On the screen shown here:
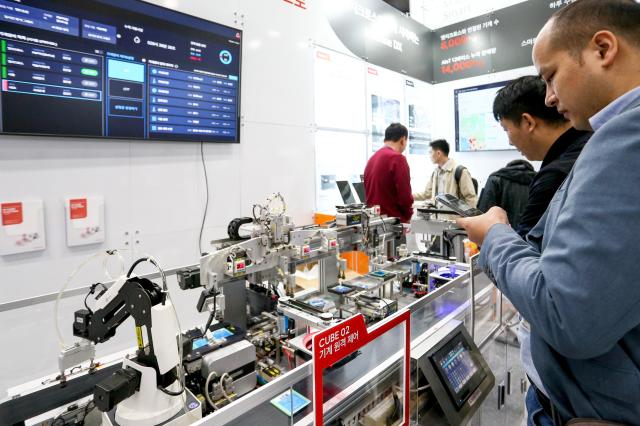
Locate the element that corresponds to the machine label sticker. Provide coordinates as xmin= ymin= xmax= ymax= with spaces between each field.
xmin=312 ymin=310 xmax=411 ymax=425
xmin=1 ymin=202 xmax=23 ymax=226
xmin=69 ymin=198 xmax=88 ymax=220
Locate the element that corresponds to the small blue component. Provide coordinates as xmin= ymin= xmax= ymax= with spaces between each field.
xmin=270 ymin=389 xmax=311 ymax=416
xmin=211 ymin=328 xmax=234 ymax=340
xmin=308 ymin=298 xmax=326 ymax=308
xmin=192 ymin=337 xmax=209 ymax=350
xmin=332 ymin=285 xmax=352 ymax=294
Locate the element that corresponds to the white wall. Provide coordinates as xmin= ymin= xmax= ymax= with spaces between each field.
xmin=312 ymin=2 xmax=438 ymax=213
xmin=0 ymin=0 xmax=541 ymax=396
xmin=0 ymin=0 xmax=332 ymax=395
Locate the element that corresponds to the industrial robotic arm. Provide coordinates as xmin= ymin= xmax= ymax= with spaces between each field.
xmin=73 ymin=273 xmax=185 ymax=426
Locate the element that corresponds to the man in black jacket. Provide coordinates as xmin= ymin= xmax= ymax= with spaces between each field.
xmin=493 ymin=75 xmax=591 ymax=238
xmin=478 ymin=159 xmax=536 ymax=228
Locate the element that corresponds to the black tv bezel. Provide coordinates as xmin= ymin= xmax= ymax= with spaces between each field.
xmin=454 ymin=79 xmax=514 ymax=152
xmin=0 ymin=0 xmax=243 ymax=144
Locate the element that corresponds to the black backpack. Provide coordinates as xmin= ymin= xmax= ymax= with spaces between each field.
xmin=454 ymin=165 xmax=478 ymax=195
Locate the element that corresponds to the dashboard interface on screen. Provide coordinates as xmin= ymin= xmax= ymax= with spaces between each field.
xmin=431 ymin=332 xmax=487 ymax=409
xmin=0 ymin=0 xmax=242 ymax=142
xmin=454 ymin=80 xmax=514 ymax=152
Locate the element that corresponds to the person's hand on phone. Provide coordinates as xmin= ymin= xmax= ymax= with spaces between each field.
xmin=456 ymin=206 xmax=509 ymax=246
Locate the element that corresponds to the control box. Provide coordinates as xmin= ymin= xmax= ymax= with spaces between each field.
xmin=412 ymin=320 xmax=495 ymax=426
xmin=336 ymin=211 xmax=363 ymax=226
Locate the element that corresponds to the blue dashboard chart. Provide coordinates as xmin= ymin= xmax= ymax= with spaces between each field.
xmin=0 ymin=0 xmax=242 ymax=142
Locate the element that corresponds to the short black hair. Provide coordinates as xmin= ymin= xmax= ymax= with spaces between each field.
xmin=384 ymin=123 xmax=408 ymax=142
xmin=550 ymin=0 xmax=640 ymax=59
xmin=430 ymin=139 xmax=449 ymax=156
xmin=493 ymin=76 xmax=567 ymax=125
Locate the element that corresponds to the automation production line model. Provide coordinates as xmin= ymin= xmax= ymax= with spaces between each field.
xmin=0 ymin=194 xmax=496 ymax=426
xmin=0 ymin=0 xmax=241 ymax=142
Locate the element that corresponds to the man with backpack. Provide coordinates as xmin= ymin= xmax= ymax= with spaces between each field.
xmin=413 ymin=139 xmax=478 ymax=207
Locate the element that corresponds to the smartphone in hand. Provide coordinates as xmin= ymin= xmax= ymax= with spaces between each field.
xmin=435 ymin=194 xmax=484 ymax=217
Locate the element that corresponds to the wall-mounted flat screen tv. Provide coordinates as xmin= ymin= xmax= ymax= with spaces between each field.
xmin=0 ymin=0 xmax=242 ymax=143
xmin=454 ymin=80 xmax=514 ymax=152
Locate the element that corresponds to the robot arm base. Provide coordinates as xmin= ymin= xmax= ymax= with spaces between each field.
xmin=94 ymin=366 xmax=141 ymax=412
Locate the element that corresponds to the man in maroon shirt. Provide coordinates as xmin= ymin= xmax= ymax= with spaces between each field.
xmin=364 ymin=123 xmax=414 ymax=223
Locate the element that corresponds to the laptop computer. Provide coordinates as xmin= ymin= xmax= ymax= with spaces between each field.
xmin=352 ymin=182 xmax=367 ymax=204
xmin=336 ymin=180 xmax=357 ymax=205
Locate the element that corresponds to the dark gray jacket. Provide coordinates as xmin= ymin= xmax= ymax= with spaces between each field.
xmin=477 ymin=160 xmax=535 ymax=228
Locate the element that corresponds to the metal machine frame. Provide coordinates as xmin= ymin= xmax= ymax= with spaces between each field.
xmin=195 ymin=261 xmax=478 ymax=425
xmin=0 ymin=195 xmax=502 ymax=426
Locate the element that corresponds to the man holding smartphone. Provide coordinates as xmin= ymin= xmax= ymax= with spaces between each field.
xmin=457 ymin=1 xmax=640 ymax=423
xmin=493 ymin=76 xmax=591 ymax=426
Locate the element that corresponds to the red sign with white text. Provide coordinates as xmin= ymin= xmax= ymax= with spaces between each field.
xmin=312 ymin=311 xmax=411 ymax=425
xmin=1 ymin=202 xmax=23 ymax=226
xmin=69 ymin=199 xmax=88 ymax=220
